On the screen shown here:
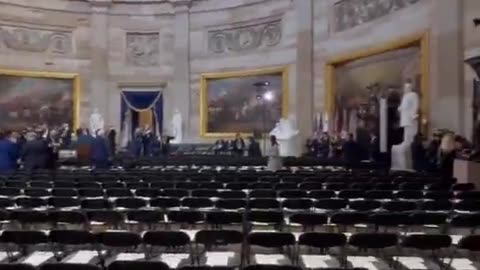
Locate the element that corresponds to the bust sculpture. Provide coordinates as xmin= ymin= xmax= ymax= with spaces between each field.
xmin=89 ymin=108 xmax=105 ymax=136
xmin=270 ymin=116 xmax=300 ymax=157
xmin=171 ymin=109 xmax=183 ymax=144
xmin=391 ymin=80 xmax=420 ymax=171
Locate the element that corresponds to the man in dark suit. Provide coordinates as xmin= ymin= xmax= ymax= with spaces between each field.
xmin=343 ymin=133 xmax=360 ymax=169
xmin=0 ymin=131 xmax=19 ymax=172
xmin=369 ymin=133 xmax=381 ymax=162
xmin=21 ymin=132 xmax=49 ymax=171
xmin=107 ymin=127 xmax=117 ymax=155
xmin=91 ymin=130 xmax=110 ymax=169
xmin=247 ymin=137 xmax=262 ymax=157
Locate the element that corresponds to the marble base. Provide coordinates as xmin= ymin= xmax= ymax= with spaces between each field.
xmin=391 ymin=143 xmax=414 ymax=171
xmin=278 ymin=135 xmax=301 ymax=157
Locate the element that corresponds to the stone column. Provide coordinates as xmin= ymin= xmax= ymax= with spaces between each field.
xmin=295 ymin=0 xmax=314 ymax=142
xmin=430 ymin=0 xmax=464 ymax=134
xmin=88 ymin=0 xmax=111 ymax=126
xmin=172 ymin=1 xmax=191 ymax=140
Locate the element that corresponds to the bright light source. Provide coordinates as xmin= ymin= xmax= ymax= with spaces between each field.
xmin=263 ymin=91 xmax=274 ymax=101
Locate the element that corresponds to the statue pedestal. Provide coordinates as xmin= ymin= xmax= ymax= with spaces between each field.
xmin=391 ymin=142 xmax=413 ymax=171
xmin=278 ymin=134 xmax=301 ymax=157
xmin=454 ymin=159 xmax=480 ymax=185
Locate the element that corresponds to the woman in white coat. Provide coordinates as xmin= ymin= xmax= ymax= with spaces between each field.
xmin=267 ymin=135 xmax=282 ymax=171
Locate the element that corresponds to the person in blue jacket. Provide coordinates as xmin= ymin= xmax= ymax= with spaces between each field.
xmin=0 ymin=131 xmax=19 ymax=172
xmin=91 ymin=129 xmax=110 ymax=169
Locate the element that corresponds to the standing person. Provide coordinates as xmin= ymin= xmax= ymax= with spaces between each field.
xmin=369 ymin=133 xmax=381 ymax=163
xmin=426 ymin=132 xmax=441 ymax=172
xmin=411 ymin=133 xmax=427 ymax=172
xmin=231 ymin=133 xmax=245 ymax=156
xmin=91 ymin=130 xmax=110 ymax=169
xmin=438 ymin=133 xmax=456 ymax=180
xmin=0 ymin=131 xmax=19 ymax=172
xmin=319 ymin=133 xmax=330 ymax=159
xmin=247 ymin=136 xmax=262 ymax=157
xmin=162 ymin=136 xmax=172 ymax=156
xmin=75 ymin=128 xmax=93 ymax=165
xmin=130 ymin=128 xmax=144 ymax=157
xmin=343 ymin=133 xmax=360 ymax=169
xmin=46 ymin=129 xmax=61 ymax=170
xmin=142 ymin=126 xmax=154 ymax=157
xmin=267 ymin=135 xmax=282 ymax=171
xmin=107 ymin=127 xmax=117 ymax=155
xmin=21 ymin=132 xmax=49 ymax=171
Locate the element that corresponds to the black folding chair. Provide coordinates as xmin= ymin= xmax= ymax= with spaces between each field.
xmin=108 ymin=261 xmax=169 ymax=270
xmin=348 ymin=233 xmax=398 ymax=269
xmin=86 ymin=210 xmax=124 ymax=229
xmin=1 ymin=230 xmax=49 ymax=260
xmin=313 ymin=199 xmax=347 ymax=212
xmin=249 ymin=190 xmax=277 ymax=199
xmin=297 ymin=232 xmax=346 ymax=268
xmin=115 ymin=198 xmax=146 ymax=209
xmin=96 ymin=231 xmax=143 ymax=266
xmin=349 ymin=200 xmax=381 ymax=211
xmin=194 ymin=230 xmax=243 ymax=267
xmin=206 ymin=212 xmax=243 ymax=229
xmin=289 ymin=213 xmax=328 ymax=231
xmin=49 ymin=211 xmax=87 ymax=229
xmin=143 ymin=231 xmax=193 ymax=268
xmin=247 ymin=211 xmax=284 ymax=231
xmin=246 ymin=232 xmax=295 ymax=265
xmin=249 ymin=199 xmax=280 ymax=210
xmin=49 ymin=230 xmax=96 ymax=262
xmin=215 ymin=199 xmax=247 ymax=210
xmin=24 ymin=188 xmax=50 ymax=197
xmin=307 ymin=190 xmax=335 ymax=199
xmin=0 ymin=264 xmax=37 ymax=270
xmin=126 ymin=210 xmax=164 ymax=229
xmin=281 ymin=199 xmax=312 ymax=211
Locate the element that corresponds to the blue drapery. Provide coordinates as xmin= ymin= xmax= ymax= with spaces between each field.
xmin=120 ymin=91 xmax=163 ymax=143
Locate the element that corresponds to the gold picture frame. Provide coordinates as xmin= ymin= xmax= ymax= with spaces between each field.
xmin=0 ymin=69 xmax=81 ymax=129
xmin=324 ymin=32 xmax=430 ymax=134
xmin=200 ymin=66 xmax=289 ymax=138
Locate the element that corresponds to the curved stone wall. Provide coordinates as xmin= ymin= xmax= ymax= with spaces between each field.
xmin=0 ymin=0 xmax=470 ymax=141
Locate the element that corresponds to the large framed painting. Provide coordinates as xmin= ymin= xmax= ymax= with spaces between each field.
xmin=200 ymin=67 xmax=289 ymax=137
xmin=325 ymin=33 xmax=429 ymax=139
xmin=0 ymin=69 xmax=80 ymax=131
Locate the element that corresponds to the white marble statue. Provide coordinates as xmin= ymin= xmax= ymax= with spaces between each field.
xmin=89 ymin=108 xmax=105 ymax=136
xmin=270 ymin=115 xmax=301 ymax=157
xmin=171 ymin=109 xmax=183 ymax=144
xmin=391 ymin=81 xmax=420 ymax=171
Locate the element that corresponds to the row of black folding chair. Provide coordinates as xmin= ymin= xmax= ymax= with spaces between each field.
xmin=2 ymin=185 xmax=477 ymax=201
xmin=2 ymin=208 xmax=480 ymax=233
xmin=0 ymin=230 xmax=477 ymax=269
xmin=3 ymin=193 xmax=480 ymax=214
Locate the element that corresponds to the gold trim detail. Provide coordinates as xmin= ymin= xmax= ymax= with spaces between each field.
xmin=324 ymin=32 xmax=430 ymax=134
xmin=0 ymin=69 xmax=81 ymax=130
xmin=200 ymin=66 xmax=289 ymax=138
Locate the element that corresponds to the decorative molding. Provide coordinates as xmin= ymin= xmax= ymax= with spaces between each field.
xmin=207 ymin=19 xmax=282 ymax=54
xmin=0 ymin=26 xmax=73 ymax=54
xmin=334 ymin=0 xmax=421 ymax=32
xmin=126 ymin=32 xmax=160 ymax=67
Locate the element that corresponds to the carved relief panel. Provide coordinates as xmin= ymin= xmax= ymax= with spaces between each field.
xmin=126 ymin=32 xmax=160 ymax=67
xmin=0 ymin=26 xmax=73 ymax=54
xmin=207 ymin=19 xmax=282 ymax=54
xmin=334 ymin=0 xmax=421 ymax=32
